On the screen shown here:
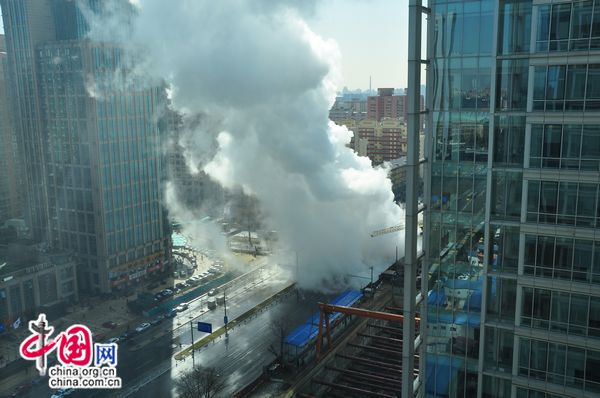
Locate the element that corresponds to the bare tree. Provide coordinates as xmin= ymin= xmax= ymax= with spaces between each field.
xmin=268 ymin=318 xmax=290 ymax=362
xmin=175 ymin=366 xmax=226 ymax=398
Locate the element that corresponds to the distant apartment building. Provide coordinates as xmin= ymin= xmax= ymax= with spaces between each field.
xmin=367 ymin=87 xmax=425 ymax=127
xmin=0 ymin=34 xmax=22 ymax=225
xmin=0 ymin=243 xmax=78 ymax=326
xmin=344 ymin=119 xmax=407 ymax=165
xmin=1 ymin=0 xmax=170 ymax=293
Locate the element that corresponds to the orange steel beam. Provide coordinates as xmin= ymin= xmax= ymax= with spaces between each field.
xmin=315 ymin=303 xmax=421 ymax=362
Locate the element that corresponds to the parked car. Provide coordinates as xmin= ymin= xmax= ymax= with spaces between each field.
xmin=208 ymin=288 xmax=218 ymax=297
xmin=154 ymin=292 xmax=164 ymax=301
xmin=175 ymin=282 xmax=185 ymax=289
xmin=161 ymin=288 xmax=173 ymax=297
xmin=135 ymin=322 xmax=151 ymax=333
xmin=102 ymin=321 xmax=118 ymax=329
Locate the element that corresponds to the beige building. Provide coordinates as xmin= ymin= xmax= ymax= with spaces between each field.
xmin=339 ymin=119 xmax=407 ymax=165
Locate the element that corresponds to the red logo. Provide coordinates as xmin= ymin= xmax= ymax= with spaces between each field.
xmin=19 ymin=314 xmax=93 ymax=376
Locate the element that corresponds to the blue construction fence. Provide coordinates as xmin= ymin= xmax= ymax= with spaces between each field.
xmin=282 ymin=290 xmax=363 ymax=365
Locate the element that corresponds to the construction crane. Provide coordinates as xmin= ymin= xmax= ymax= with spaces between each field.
xmin=370 ymin=221 xmax=404 ymax=238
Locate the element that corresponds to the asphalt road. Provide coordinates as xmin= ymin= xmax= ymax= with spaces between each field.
xmin=123 ymin=288 xmax=329 ymax=398
xmin=19 ymin=265 xmax=294 ymax=398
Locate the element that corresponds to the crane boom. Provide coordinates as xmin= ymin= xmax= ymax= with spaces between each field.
xmin=370 ymin=222 xmax=404 ymax=237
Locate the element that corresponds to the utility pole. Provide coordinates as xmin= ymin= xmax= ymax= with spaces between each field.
xmin=223 ymin=290 xmax=228 ymax=337
xmin=189 ymin=320 xmax=195 ymax=367
xmin=296 ymin=252 xmax=299 ymax=302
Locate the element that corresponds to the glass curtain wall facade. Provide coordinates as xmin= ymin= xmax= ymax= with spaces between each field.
xmin=2 ymin=0 xmax=168 ymax=293
xmin=426 ymin=1 xmax=600 ymax=397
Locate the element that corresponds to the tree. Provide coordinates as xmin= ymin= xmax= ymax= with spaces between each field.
xmin=174 ymin=366 xmax=226 ymax=398
xmin=268 ymin=318 xmax=290 ymax=362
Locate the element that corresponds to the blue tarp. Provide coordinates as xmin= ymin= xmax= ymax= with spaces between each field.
xmin=427 ymin=312 xmax=481 ymax=327
xmin=284 ymin=323 xmax=320 ymax=347
xmin=463 ymin=289 xmax=482 ymax=311
xmin=330 ymin=290 xmax=363 ymax=307
xmin=428 ymin=289 xmax=447 ymax=306
xmin=284 ymin=289 xmax=363 ymax=348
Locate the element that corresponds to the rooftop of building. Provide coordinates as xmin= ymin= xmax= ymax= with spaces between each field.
xmin=0 ymin=241 xmax=74 ymax=278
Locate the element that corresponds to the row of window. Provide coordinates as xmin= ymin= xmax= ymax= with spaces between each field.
xmin=533 ymin=64 xmax=600 ymax=111
xmin=527 ymin=180 xmax=600 ymax=228
xmin=104 ymin=204 xmax=160 ymax=234
xmin=519 ymin=338 xmax=600 ymax=392
xmin=537 ymin=1 xmax=600 ymax=52
xmin=105 ymin=223 xmax=161 ymax=255
xmin=524 ymin=234 xmax=600 ymax=284
xmin=522 ymin=287 xmax=600 ymax=339
xmin=531 ymin=124 xmax=600 ymax=171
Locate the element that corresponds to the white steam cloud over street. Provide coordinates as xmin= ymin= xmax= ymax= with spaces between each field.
xmin=90 ymin=0 xmax=404 ymax=290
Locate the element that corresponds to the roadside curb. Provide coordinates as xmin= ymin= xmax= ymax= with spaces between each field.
xmin=173 ymin=283 xmax=296 ymax=360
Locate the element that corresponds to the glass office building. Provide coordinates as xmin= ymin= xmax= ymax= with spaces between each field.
xmin=425 ymin=1 xmax=600 ymax=396
xmin=1 ymin=0 xmax=169 ymax=293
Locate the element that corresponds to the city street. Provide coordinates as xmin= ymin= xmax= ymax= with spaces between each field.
xmin=122 ymin=288 xmax=329 ymax=398
xmin=18 ymin=263 xmax=295 ymax=398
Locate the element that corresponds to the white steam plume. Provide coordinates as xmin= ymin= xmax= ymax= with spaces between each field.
xmin=87 ymin=0 xmax=404 ymax=290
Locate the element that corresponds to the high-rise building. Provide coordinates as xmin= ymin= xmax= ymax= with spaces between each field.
xmin=423 ymin=1 xmax=600 ymax=396
xmin=1 ymin=0 xmax=169 ymax=293
xmin=0 ymin=34 xmax=22 ymax=225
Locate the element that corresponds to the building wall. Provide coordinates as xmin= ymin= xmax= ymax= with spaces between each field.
xmin=0 ymin=249 xmax=78 ymax=324
xmin=0 ymin=0 xmax=57 ymax=240
xmin=342 ymin=119 xmax=407 ymax=165
xmin=425 ymin=1 xmax=600 ymax=397
xmin=0 ymin=35 xmax=22 ymax=224
xmin=1 ymin=1 xmax=169 ymax=294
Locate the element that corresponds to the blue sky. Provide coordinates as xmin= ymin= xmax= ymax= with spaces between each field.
xmin=308 ymin=0 xmax=409 ymax=90
xmin=0 ymin=0 xmax=415 ymax=90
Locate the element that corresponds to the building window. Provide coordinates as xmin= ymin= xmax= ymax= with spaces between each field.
xmin=527 ymin=180 xmax=600 ymax=228
xmin=533 ymin=64 xmax=600 ymax=111
xmin=536 ymin=1 xmax=600 ymax=52
xmin=523 ymin=235 xmax=600 ymax=284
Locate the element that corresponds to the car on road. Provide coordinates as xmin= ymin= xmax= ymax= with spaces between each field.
xmin=207 ymin=297 xmax=217 ymax=310
xmin=120 ymin=330 xmax=137 ymax=340
xmin=208 ymin=288 xmax=219 ymax=296
xmin=175 ymin=302 xmax=189 ymax=312
xmin=106 ymin=337 xmax=120 ymax=344
xmin=102 ymin=321 xmax=118 ymax=329
xmin=165 ymin=308 xmax=177 ymax=318
xmin=135 ymin=322 xmax=151 ymax=333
